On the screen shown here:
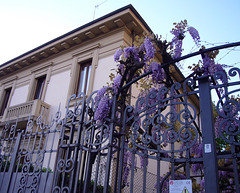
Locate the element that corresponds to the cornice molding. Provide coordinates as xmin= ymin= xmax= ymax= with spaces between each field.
xmin=72 ymin=43 xmax=100 ymax=57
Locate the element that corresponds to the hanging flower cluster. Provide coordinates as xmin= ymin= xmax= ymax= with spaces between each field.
xmin=122 ymin=148 xmax=137 ymax=187
xmin=202 ymin=52 xmax=225 ymax=78
xmin=150 ymin=62 xmax=166 ymax=83
xmin=169 ymin=21 xmax=227 ymax=83
xmin=94 ymin=36 xmax=167 ymax=122
xmin=187 ymin=26 xmax=200 ymax=46
xmin=94 ymin=95 xmax=111 ymax=122
xmin=190 ymin=142 xmax=203 ymax=174
xmin=114 ymin=37 xmax=155 ymax=65
xmin=170 ymin=20 xmax=201 ymax=61
xmin=170 ymin=20 xmax=186 ymax=59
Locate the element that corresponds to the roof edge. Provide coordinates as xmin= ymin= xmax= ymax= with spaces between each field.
xmin=1 ymin=4 xmax=152 ymax=67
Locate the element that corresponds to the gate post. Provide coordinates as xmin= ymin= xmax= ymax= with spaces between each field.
xmin=198 ymin=76 xmax=219 ymax=193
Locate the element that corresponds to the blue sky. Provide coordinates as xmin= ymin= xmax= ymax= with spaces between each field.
xmin=0 ymin=0 xmax=239 ymax=76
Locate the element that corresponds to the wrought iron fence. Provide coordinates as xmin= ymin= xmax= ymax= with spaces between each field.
xmin=0 ymin=43 xmax=239 ymax=193
xmin=0 ymin=112 xmax=61 ymax=192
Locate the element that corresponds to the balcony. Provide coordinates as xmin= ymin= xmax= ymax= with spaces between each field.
xmin=1 ymin=100 xmax=50 ymax=122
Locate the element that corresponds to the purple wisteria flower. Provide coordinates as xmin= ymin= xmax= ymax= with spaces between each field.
xmin=139 ymin=43 xmax=145 ymax=53
xmin=208 ymin=63 xmax=225 ymax=78
xmin=219 ymin=170 xmax=228 ymax=178
xmin=202 ymin=54 xmax=226 ymax=81
xmin=144 ymin=37 xmax=155 ymax=62
xmin=191 ymin=162 xmax=202 ymax=174
xmin=124 ymin=47 xmax=134 ymax=58
xmin=122 ymin=166 xmax=130 ymax=186
xmin=114 ymin=48 xmax=123 ymax=62
xmin=170 ymin=26 xmax=185 ymax=60
xmin=150 ymin=62 xmax=166 ymax=83
xmin=202 ymin=54 xmax=215 ymax=75
xmin=189 ymin=142 xmax=203 ymax=174
xmin=122 ymin=150 xmax=137 ymax=186
xmin=117 ymin=63 xmax=125 ymax=75
xmin=187 ymin=26 xmax=200 ymax=46
xmin=172 ymin=40 xmax=183 ymax=59
xmin=190 ymin=142 xmax=203 ymax=157
xmin=171 ymin=28 xmax=185 ymax=40
xmin=174 ymin=173 xmax=186 ymax=179
xmin=95 ymin=86 xmax=108 ymax=104
xmin=214 ymin=116 xmax=222 ymax=137
xmin=94 ymin=95 xmax=111 ymax=122
xmin=123 ymin=150 xmax=130 ymax=166
xmin=128 ymin=152 xmax=137 ymax=169
xmin=113 ymin=74 xmax=122 ymax=94
xmin=123 ymin=47 xmax=139 ymax=61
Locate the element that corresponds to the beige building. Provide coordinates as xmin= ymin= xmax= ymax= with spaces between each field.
xmin=0 ymin=5 xmax=154 ymax=125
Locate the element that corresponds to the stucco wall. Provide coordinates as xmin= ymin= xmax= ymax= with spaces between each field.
xmin=44 ymin=69 xmax=71 ymax=117
xmin=92 ymin=55 xmax=117 ymax=91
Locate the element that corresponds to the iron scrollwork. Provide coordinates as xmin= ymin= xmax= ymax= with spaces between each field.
xmin=125 ymin=82 xmax=199 ymax=155
xmin=214 ymin=67 xmax=240 ymax=145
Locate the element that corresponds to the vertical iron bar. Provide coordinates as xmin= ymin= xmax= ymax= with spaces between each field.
xmin=83 ymin=127 xmax=95 ymax=193
xmin=73 ymin=99 xmax=85 ymax=193
xmin=51 ymin=121 xmax=65 ymax=191
xmin=117 ymin=126 xmax=127 ymax=193
xmin=183 ymin=88 xmax=191 ymax=180
xmin=143 ymin=152 xmax=147 ymax=193
xmin=117 ymin=98 xmax=131 ymax=193
xmin=66 ymin=115 xmax=76 ymax=192
xmin=113 ymin=146 xmax=120 ymax=193
xmin=93 ymin=152 xmax=101 ymax=193
xmin=170 ymin=143 xmax=175 ymax=179
xmin=43 ymin=125 xmax=60 ymax=192
xmin=231 ymin=144 xmax=239 ymax=193
xmin=185 ymin=149 xmax=190 ymax=179
xmin=156 ymin=153 xmax=160 ymax=193
xmin=103 ymin=94 xmax=117 ymax=193
xmin=130 ymin=152 xmax=135 ymax=193
xmin=198 ymin=76 xmax=219 ymax=193
xmin=74 ymin=121 xmax=87 ymax=192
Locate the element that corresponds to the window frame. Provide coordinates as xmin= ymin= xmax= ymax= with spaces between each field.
xmin=67 ymin=44 xmax=99 ymax=106
xmin=0 ymin=87 xmax=12 ymax=116
xmin=33 ymin=75 xmax=46 ymax=100
xmin=76 ymin=60 xmax=92 ymax=96
xmin=27 ymin=64 xmax=52 ymax=102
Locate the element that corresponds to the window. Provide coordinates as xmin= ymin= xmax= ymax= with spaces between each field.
xmin=77 ymin=60 xmax=92 ymax=95
xmin=0 ymin=87 xmax=12 ymax=116
xmin=34 ymin=75 xmax=46 ymax=100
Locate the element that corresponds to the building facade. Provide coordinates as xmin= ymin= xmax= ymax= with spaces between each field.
xmin=0 ymin=5 xmax=155 ymax=125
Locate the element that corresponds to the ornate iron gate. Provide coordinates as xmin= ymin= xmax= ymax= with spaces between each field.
xmin=0 ymin=113 xmax=61 ymax=192
xmin=0 ymin=44 xmax=239 ymax=193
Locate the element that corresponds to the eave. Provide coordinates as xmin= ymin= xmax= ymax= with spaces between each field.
xmin=0 ymin=4 xmax=152 ymax=78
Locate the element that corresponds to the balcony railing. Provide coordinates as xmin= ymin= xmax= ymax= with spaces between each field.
xmin=1 ymin=100 xmax=50 ymax=122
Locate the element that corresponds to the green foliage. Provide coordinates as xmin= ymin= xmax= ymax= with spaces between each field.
xmin=0 ymin=159 xmax=52 ymax=173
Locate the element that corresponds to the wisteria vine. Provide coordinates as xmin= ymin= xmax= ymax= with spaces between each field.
xmin=92 ymin=20 xmax=238 ymax=192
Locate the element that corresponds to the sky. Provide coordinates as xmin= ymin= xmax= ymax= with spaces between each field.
xmin=0 ymin=0 xmax=240 ymax=76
